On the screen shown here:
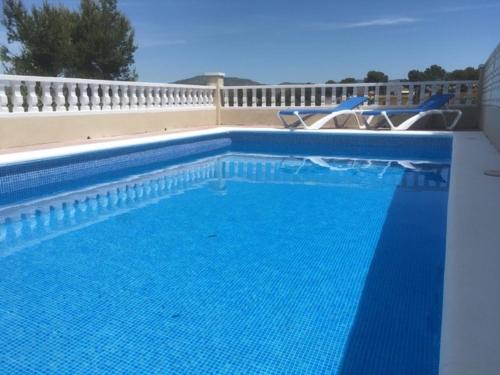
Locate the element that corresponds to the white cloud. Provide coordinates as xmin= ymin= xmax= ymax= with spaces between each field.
xmin=329 ymin=17 xmax=420 ymax=29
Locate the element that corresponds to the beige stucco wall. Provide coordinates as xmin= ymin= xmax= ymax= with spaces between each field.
xmin=0 ymin=109 xmax=216 ymax=149
xmin=221 ymin=107 xmax=479 ymax=130
xmin=480 ymin=105 xmax=500 ymax=151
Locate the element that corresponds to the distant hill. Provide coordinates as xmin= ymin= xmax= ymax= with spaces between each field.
xmin=174 ymin=75 xmax=263 ymax=86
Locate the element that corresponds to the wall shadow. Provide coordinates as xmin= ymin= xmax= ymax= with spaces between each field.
xmin=338 ymin=165 xmax=449 ymax=375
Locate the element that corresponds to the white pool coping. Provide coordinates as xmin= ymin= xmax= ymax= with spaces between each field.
xmin=0 ymin=127 xmax=498 ymax=373
xmin=440 ymin=131 xmax=500 ymax=375
xmin=0 ymin=126 xmax=450 ymax=166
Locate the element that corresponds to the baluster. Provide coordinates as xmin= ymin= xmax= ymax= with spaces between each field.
xmin=242 ymin=88 xmax=247 ymax=107
xmin=262 ymin=88 xmax=268 ymax=107
xmin=26 ymin=81 xmax=38 ymax=112
xmin=310 ymin=87 xmax=316 ymax=107
xmin=396 ymin=85 xmax=402 ymax=106
xmin=271 ymin=88 xmax=276 ymax=107
xmin=281 ymin=88 xmax=287 ymax=107
xmin=90 ymin=84 xmax=101 ymax=110
xmin=120 ymin=85 xmax=130 ymax=110
xmin=419 ymin=84 xmax=426 ymax=104
xmin=321 ymin=87 xmax=325 ymax=106
xmin=173 ymin=88 xmax=180 ymax=105
xmin=341 ymin=86 xmax=347 ymax=102
xmin=181 ymin=88 xmax=187 ymax=105
xmin=10 ymin=81 xmax=24 ymax=112
xmin=203 ymin=89 xmax=209 ymax=105
xmin=209 ymin=89 xmax=214 ymax=105
xmin=54 ymin=82 xmax=66 ymax=112
xmin=252 ymin=88 xmax=257 ymax=107
xmin=101 ymin=84 xmax=111 ymax=110
xmin=129 ymin=86 xmax=138 ymax=109
xmin=145 ymin=87 xmax=153 ymax=108
xmin=110 ymin=85 xmax=120 ymax=110
xmin=137 ymin=86 xmax=146 ymax=109
xmin=466 ymin=83 xmax=473 ymax=105
xmin=408 ymin=84 xmax=414 ymax=105
xmin=374 ymin=86 xmax=380 ymax=105
xmin=66 ymin=82 xmax=78 ymax=112
xmin=0 ymin=81 xmax=8 ymax=112
xmin=187 ymin=89 xmax=193 ymax=105
xmin=300 ymin=87 xmax=305 ymax=106
xmin=192 ymin=89 xmax=199 ymax=106
xmin=79 ymin=83 xmax=90 ymax=111
xmin=232 ymin=88 xmax=237 ymax=107
xmin=290 ymin=88 xmax=295 ymax=106
xmin=160 ymin=88 xmax=167 ymax=107
xmin=362 ymin=86 xmax=368 ymax=100
xmin=41 ymin=82 xmax=53 ymax=112
xmin=168 ymin=88 xmax=174 ymax=106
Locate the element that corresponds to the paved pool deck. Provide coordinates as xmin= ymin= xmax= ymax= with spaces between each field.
xmin=440 ymin=131 xmax=500 ymax=375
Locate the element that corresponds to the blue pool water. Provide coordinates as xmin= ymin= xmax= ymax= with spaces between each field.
xmin=0 ymin=132 xmax=451 ymax=374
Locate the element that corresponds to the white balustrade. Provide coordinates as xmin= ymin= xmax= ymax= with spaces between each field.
xmin=0 ymin=74 xmax=216 ymax=115
xmin=0 ymin=73 xmax=477 ymax=116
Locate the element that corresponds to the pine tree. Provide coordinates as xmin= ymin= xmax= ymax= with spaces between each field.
xmin=1 ymin=0 xmax=137 ymax=80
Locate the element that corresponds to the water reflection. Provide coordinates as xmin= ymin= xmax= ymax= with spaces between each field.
xmin=0 ymin=153 xmax=449 ymax=256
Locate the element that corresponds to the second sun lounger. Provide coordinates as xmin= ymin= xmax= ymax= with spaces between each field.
xmin=278 ymin=96 xmax=368 ymax=130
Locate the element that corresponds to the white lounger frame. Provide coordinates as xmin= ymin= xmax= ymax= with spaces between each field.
xmin=357 ymin=109 xmax=463 ymax=131
xmin=278 ymin=109 xmax=362 ymax=130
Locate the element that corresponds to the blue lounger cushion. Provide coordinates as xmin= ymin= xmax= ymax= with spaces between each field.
xmin=278 ymin=96 xmax=368 ymax=116
xmin=360 ymin=94 xmax=454 ymax=116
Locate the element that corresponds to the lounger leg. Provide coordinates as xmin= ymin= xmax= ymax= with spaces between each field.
xmin=446 ymin=110 xmax=463 ymax=130
xmin=278 ymin=113 xmax=290 ymax=128
xmin=382 ymin=111 xmax=398 ymax=130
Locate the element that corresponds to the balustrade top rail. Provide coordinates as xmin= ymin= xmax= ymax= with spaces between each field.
xmin=0 ymin=74 xmax=216 ymax=114
xmin=222 ymin=80 xmax=478 ymax=108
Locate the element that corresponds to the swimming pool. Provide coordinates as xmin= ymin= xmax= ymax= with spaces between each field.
xmin=0 ymin=130 xmax=451 ymax=374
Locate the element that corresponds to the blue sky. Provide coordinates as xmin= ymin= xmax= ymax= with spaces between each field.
xmin=1 ymin=0 xmax=499 ymax=83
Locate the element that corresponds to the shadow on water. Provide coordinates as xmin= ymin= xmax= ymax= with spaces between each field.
xmin=338 ymin=165 xmax=449 ymax=375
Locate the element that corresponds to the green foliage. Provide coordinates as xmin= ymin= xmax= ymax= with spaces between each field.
xmin=445 ymin=67 xmax=479 ymax=80
xmin=325 ymin=79 xmax=336 ymax=84
xmin=340 ymin=77 xmax=356 ymax=83
xmin=407 ymin=65 xmax=479 ymax=81
xmin=364 ymin=71 xmax=388 ymax=83
xmin=1 ymin=0 xmax=137 ymax=80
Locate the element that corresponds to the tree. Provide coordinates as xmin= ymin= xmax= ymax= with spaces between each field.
xmin=423 ymin=64 xmax=446 ymax=81
xmin=408 ymin=69 xmax=426 ymax=81
xmin=325 ymin=79 xmax=336 ymax=84
xmin=1 ymin=0 xmax=137 ymax=80
xmin=364 ymin=71 xmax=388 ymax=83
xmin=340 ymin=77 xmax=356 ymax=83
xmin=72 ymin=0 xmax=137 ymax=80
xmin=1 ymin=0 xmax=77 ymax=76
xmin=446 ymin=67 xmax=479 ymax=80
